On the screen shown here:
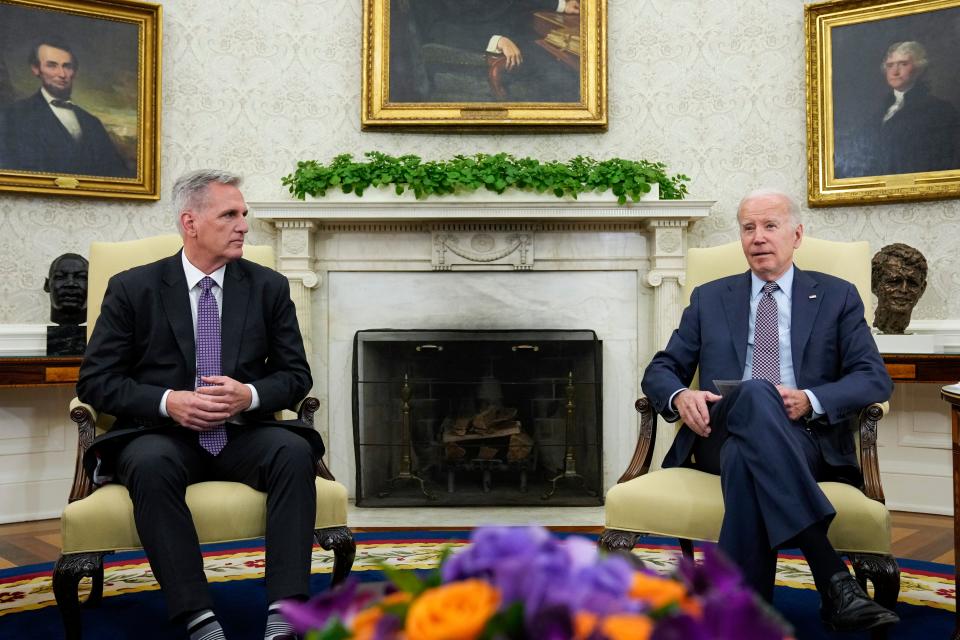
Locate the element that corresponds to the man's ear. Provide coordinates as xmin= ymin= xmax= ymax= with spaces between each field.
xmin=43 ymin=277 xmax=50 ymax=293
xmin=180 ymin=212 xmax=196 ymax=236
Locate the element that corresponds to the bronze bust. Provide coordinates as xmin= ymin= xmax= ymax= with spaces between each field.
xmin=45 ymin=253 xmax=88 ymax=325
xmin=871 ymin=243 xmax=927 ymax=334
xmin=44 ymin=253 xmax=88 ymax=355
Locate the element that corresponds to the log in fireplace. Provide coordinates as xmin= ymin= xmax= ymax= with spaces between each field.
xmin=353 ymin=330 xmax=602 ymax=506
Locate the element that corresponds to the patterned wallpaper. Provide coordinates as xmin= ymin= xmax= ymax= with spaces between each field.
xmin=1 ymin=0 xmax=957 ymax=324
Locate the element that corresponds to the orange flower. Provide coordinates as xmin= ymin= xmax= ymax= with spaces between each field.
xmin=572 ymin=611 xmax=599 ymax=640
xmin=352 ymin=591 xmax=413 ymax=640
xmin=601 ymin=614 xmax=654 ymax=640
xmin=628 ymin=572 xmax=688 ymax=609
xmin=405 ymin=580 xmax=500 ymax=640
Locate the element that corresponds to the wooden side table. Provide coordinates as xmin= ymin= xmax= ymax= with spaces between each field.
xmin=0 ymin=356 xmax=82 ymax=388
xmin=941 ymin=384 xmax=960 ymax=640
xmin=885 ymin=353 xmax=960 ymax=384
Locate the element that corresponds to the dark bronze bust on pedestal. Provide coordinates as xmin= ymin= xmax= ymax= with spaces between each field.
xmin=871 ymin=243 xmax=927 ymax=335
xmin=45 ymin=253 xmax=88 ymax=355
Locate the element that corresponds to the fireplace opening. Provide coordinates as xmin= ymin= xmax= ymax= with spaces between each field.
xmin=353 ymin=330 xmax=603 ymax=506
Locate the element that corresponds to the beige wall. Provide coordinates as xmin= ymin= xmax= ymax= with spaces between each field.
xmin=1 ymin=0 xmax=957 ymax=323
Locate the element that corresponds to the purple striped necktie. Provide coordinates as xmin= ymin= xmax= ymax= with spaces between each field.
xmin=752 ymin=281 xmax=781 ymax=385
xmin=196 ymin=276 xmax=227 ymax=455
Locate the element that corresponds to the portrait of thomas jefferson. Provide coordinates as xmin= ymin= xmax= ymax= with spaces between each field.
xmin=830 ymin=9 xmax=960 ymax=179
xmin=0 ymin=5 xmax=139 ymax=179
xmin=864 ymin=41 xmax=959 ymax=176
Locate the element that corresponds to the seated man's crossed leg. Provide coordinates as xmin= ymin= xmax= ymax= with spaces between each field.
xmin=692 ymin=380 xmax=897 ymax=631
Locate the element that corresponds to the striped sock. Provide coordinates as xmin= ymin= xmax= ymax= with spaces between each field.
xmin=186 ymin=609 xmax=226 ymax=640
xmin=264 ymin=601 xmax=297 ymax=639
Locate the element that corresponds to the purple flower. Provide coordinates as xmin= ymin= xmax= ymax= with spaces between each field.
xmin=650 ymin=614 xmax=712 ymax=640
xmin=677 ymin=544 xmax=744 ymax=596
xmin=565 ymin=554 xmax=642 ymax=616
xmin=701 ymin=588 xmax=789 ymax=640
xmin=441 ymin=525 xmax=553 ymax=582
xmin=675 ymin=545 xmax=790 ymax=640
xmin=280 ymin=579 xmax=372 ymax=634
xmin=372 ymin=612 xmax=403 ymax=640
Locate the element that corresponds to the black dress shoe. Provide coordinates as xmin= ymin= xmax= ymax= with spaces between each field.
xmin=820 ymin=572 xmax=900 ymax=632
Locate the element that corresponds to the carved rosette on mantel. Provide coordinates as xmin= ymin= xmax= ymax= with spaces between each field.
xmin=251 ymin=194 xmax=713 ymax=465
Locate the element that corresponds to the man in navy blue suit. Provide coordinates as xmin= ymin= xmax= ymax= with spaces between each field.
xmin=642 ymin=189 xmax=899 ymax=632
xmin=0 ymin=38 xmax=132 ymax=177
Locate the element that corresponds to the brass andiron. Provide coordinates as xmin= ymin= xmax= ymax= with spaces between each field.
xmin=378 ymin=374 xmax=436 ymax=500
xmin=542 ymin=372 xmax=596 ymax=500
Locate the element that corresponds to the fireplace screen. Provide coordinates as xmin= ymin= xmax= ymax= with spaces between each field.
xmin=353 ymin=330 xmax=602 ymax=506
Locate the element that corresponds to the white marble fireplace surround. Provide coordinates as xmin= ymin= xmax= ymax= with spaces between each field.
xmin=252 ymin=196 xmax=714 ymax=499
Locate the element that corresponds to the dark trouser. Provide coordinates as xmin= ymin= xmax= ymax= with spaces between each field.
xmin=691 ymin=379 xmax=836 ymax=600
xmin=116 ymin=425 xmax=317 ymax=620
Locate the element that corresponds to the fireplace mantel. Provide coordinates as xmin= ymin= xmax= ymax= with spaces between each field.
xmin=252 ymin=197 xmax=714 ymax=347
xmin=251 ymin=197 xmax=715 ymax=489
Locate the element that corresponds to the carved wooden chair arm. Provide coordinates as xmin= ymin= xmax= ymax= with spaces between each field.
xmin=617 ymin=397 xmax=658 ymax=484
xmin=65 ymin=394 xmax=337 ymax=502
xmin=67 ymin=398 xmax=98 ymax=503
xmin=295 ymin=396 xmax=337 ymax=482
xmin=857 ymin=402 xmax=887 ymax=503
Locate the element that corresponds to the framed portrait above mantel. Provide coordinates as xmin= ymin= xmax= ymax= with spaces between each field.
xmin=361 ymin=0 xmax=607 ymax=131
xmin=0 ymin=0 xmax=161 ymax=200
xmin=805 ymin=0 xmax=960 ymax=207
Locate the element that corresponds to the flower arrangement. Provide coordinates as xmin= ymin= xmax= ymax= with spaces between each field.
xmin=282 ymin=526 xmax=791 ymax=640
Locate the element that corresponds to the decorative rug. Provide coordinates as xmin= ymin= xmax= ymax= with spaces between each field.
xmin=0 ymin=531 xmax=953 ymax=639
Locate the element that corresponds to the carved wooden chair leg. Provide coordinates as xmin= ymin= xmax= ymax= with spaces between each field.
xmin=315 ymin=526 xmax=356 ymax=586
xmin=679 ymin=538 xmax=695 ymax=560
xmin=52 ymin=551 xmax=108 ymax=640
xmin=597 ymin=528 xmax=642 ymax=552
xmin=849 ymin=552 xmax=901 ymax=610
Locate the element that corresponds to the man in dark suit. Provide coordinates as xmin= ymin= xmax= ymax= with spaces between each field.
xmin=868 ymin=41 xmax=959 ymax=176
xmin=0 ymin=38 xmax=132 ymax=177
xmin=77 ymin=170 xmax=317 ymax=640
xmin=415 ymin=0 xmax=580 ymax=101
xmin=642 ymin=189 xmax=899 ymax=632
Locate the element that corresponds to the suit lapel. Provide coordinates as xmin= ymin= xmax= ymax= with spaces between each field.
xmin=721 ymin=271 xmax=752 ymax=374
xmin=221 ymin=261 xmax=250 ymax=378
xmin=159 ymin=252 xmax=195 ymax=381
xmin=791 ymin=267 xmax=822 ymax=384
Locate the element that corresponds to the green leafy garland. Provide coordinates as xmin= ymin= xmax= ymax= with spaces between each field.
xmin=283 ymin=152 xmax=689 ymax=204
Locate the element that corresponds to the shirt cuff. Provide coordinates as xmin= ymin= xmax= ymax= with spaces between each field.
xmin=665 ymin=387 xmax=686 ymax=422
xmin=557 ymin=0 xmax=566 ymax=10
xmin=803 ymin=389 xmax=825 ymax=419
xmin=245 ymin=384 xmax=260 ymax=411
xmin=159 ymin=389 xmax=172 ymax=417
xmin=487 ymin=35 xmax=502 ymax=54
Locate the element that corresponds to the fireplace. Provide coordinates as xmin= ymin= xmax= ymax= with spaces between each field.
xmin=251 ymin=196 xmax=714 ymax=501
xmin=353 ymin=330 xmax=602 ymax=506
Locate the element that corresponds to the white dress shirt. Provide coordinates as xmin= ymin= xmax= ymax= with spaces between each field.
xmin=41 ymin=87 xmax=82 ymax=141
xmin=158 ymin=253 xmax=260 ymax=417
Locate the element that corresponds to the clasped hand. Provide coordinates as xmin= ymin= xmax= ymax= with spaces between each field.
xmin=166 ymin=376 xmax=252 ymax=432
xmin=675 ymin=384 xmax=813 ymax=437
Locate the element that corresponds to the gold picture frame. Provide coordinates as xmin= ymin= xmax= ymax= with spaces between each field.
xmin=805 ymin=0 xmax=960 ymax=206
xmin=0 ymin=0 xmax=161 ymax=200
xmin=361 ymin=0 xmax=606 ymax=131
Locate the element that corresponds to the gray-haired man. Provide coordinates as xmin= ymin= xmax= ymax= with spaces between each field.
xmin=78 ymin=170 xmax=320 ymax=640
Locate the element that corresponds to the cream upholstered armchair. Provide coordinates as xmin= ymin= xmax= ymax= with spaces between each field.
xmin=601 ymin=237 xmax=899 ymax=609
xmin=52 ymin=235 xmax=354 ymax=640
